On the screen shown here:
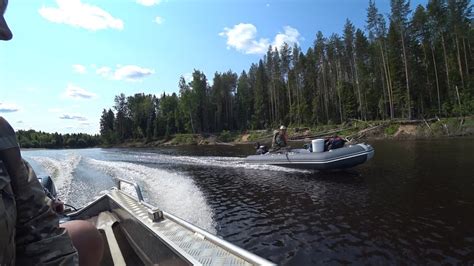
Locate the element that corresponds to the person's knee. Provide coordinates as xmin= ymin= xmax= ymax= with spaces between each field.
xmin=61 ymin=220 xmax=103 ymax=266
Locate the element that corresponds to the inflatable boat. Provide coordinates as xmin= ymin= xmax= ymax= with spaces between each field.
xmin=245 ymin=143 xmax=374 ymax=170
xmin=39 ymin=176 xmax=274 ymax=266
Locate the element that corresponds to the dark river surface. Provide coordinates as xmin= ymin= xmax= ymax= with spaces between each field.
xmin=22 ymin=139 xmax=474 ymax=265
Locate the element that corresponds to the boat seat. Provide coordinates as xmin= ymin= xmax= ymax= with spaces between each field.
xmin=88 ymin=211 xmax=144 ymax=266
xmin=92 ymin=212 xmax=126 ymax=266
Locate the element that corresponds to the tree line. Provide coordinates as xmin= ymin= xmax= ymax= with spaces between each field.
xmin=100 ymin=0 xmax=473 ymax=143
xmin=17 ymin=130 xmax=100 ymax=148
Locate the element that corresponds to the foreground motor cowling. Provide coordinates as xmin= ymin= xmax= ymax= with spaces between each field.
xmin=37 ymin=175 xmax=57 ymax=199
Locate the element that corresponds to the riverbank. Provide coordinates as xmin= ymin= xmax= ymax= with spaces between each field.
xmin=107 ymin=116 xmax=474 ymax=148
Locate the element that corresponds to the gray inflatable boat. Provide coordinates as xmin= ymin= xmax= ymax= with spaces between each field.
xmin=245 ymin=143 xmax=374 ymax=170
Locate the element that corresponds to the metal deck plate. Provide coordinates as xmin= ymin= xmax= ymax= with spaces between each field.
xmin=110 ymin=190 xmax=255 ymax=266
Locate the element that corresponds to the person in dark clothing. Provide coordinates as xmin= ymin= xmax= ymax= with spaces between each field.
xmin=324 ymin=136 xmax=346 ymax=151
xmin=271 ymin=125 xmax=288 ymax=151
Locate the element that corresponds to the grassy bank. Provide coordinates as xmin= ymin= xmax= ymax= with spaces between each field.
xmin=106 ymin=116 xmax=474 ymax=147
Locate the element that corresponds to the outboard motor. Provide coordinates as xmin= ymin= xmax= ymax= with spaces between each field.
xmin=37 ymin=175 xmax=57 ymax=200
xmin=255 ymin=142 xmax=269 ymax=155
xmin=37 ymin=175 xmax=77 ymax=217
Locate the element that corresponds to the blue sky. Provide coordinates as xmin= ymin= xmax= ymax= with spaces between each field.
xmin=0 ymin=0 xmax=426 ymax=134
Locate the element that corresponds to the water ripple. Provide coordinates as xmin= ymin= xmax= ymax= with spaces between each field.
xmin=28 ymin=153 xmax=81 ymax=202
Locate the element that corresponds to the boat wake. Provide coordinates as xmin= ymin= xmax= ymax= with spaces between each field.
xmin=29 ymin=153 xmax=81 ymax=203
xmin=85 ymin=158 xmax=216 ymax=233
xmin=116 ymin=152 xmax=311 ymax=173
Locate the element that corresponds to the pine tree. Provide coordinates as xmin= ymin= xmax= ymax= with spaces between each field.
xmin=253 ymin=60 xmax=269 ymax=128
xmin=236 ymin=71 xmax=252 ymax=129
xmin=344 ymin=19 xmax=363 ymax=119
xmin=427 ymin=0 xmax=451 ymax=107
xmin=367 ymin=0 xmax=395 ymax=119
xmin=178 ymin=76 xmax=196 ymax=133
xmin=391 ymin=0 xmax=412 ymax=118
xmin=280 ymin=43 xmax=292 ymax=124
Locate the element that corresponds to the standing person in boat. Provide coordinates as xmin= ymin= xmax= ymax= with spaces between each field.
xmin=0 ymin=1 xmax=102 ymax=265
xmin=271 ymin=125 xmax=289 ymax=151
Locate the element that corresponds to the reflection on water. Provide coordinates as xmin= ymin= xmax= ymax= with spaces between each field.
xmin=22 ymin=139 xmax=474 ymax=264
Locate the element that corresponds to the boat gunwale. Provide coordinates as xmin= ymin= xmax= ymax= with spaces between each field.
xmin=67 ymin=188 xmax=275 ymax=266
xmin=66 ymin=192 xmax=204 ymax=265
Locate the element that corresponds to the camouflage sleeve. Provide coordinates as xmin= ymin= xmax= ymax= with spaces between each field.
xmin=0 ymin=162 xmax=16 ymax=266
xmin=0 ymin=117 xmax=19 ymax=150
xmin=14 ymin=160 xmax=79 ymax=265
xmin=0 ymin=117 xmax=77 ymax=264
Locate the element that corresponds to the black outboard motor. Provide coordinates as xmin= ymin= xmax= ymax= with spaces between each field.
xmin=255 ymin=142 xmax=269 ymax=155
xmin=37 ymin=175 xmax=57 ymax=200
xmin=37 ymin=175 xmax=77 ymax=218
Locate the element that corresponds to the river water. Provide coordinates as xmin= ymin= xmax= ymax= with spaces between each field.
xmin=22 ymin=139 xmax=474 ymax=265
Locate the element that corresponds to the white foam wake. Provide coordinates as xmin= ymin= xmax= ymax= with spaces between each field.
xmin=120 ymin=152 xmax=311 ymax=173
xmin=30 ymin=153 xmax=82 ymax=202
xmin=86 ymin=158 xmax=216 ymax=233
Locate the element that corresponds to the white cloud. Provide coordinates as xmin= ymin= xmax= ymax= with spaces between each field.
xmin=0 ymin=102 xmax=20 ymax=113
xmin=219 ymin=24 xmax=301 ymax=54
xmin=17 ymin=121 xmax=24 ymax=124
xmin=136 ymin=0 xmax=161 ymax=6
xmin=96 ymin=66 xmax=112 ymax=77
xmin=219 ymin=23 xmax=269 ymax=54
xmin=97 ymin=65 xmax=154 ymax=81
xmin=63 ymin=84 xmax=97 ymax=100
xmin=72 ymin=64 xmax=87 ymax=74
xmin=39 ymin=0 xmax=123 ymax=31
xmin=154 ymin=16 xmax=164 ymax=24
xmin=59 ymin=114 xmax=87 ymax=121
xmin=273 ymin=26 xmax=300 ymax=49
xmin=114 ymin=65 xmax=154 ymax=81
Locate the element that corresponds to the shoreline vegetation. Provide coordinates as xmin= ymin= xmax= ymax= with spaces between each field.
xmin=16 ymin=116 xmax=474 ymax=149
xmin=16 ymin=130 xmax=100 ymax=149
xmin=106 ymin=116 xmax=474 ymax=148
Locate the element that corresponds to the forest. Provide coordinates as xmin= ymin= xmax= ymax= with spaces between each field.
xmin=16 ymin=130 xmax=100 ymax=149
xmin=100 ymin=0 xmax=473 ymax=144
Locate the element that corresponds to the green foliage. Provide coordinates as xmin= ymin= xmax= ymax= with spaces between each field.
xmin=100 ymin=108 xmax=117 ymax=144
xmin=247 ymin=130 xmax=272 ymax=142
xmin=252 ymin=60 xmax=268 ymax=129
xmin=385 ymin=124 xmax=400 ymax=135
xmin=341 ymin=82 xmax=358 ymax=120
xmin=17 ymin=130 xmax=100 ymax=149
xmin=171 ymin=134 xmax=197 ymax=145
xmin=236 ymin=71 xmax=253 ymax=130
xmin=428 ymin=117 xmax=471 ymax=136
xmin=452 ymin=93 xmax=474 ymax=116
xmin=462 ymin=116 xmax=474 ymax=127
xmin=218 ymin=130 xmax=237 ymax=142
